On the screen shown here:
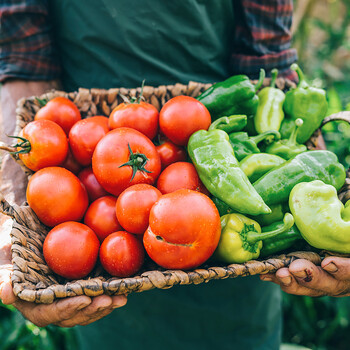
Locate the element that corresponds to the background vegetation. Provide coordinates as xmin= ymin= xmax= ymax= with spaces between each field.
xmin=1 ymin=0 xmax=350 ymax=349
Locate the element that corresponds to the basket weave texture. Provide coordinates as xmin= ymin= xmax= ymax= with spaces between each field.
xmin=1 ymin=79 xmax=350 ymax=304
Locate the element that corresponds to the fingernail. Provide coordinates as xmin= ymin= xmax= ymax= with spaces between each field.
xmin=260 ymin=276 xmax=272 ymax=282
xmin=77 ymin=302 xmax=91 ymax=310
xmin=279 ymin=276 xmax=292 ymax=286
xmin=323 ymin=262 xmax=338 ymax=273
xmin=292 ymin=270 xmax=307 ymax=279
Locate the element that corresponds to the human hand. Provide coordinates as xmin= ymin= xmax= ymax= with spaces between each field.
xmin=260 ymin=257 xmax=350 ymax=297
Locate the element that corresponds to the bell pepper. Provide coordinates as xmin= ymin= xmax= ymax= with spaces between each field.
xmin=254 ymin=68 xmax=286 ymax=133
xmin=290 ymin=180 xmax=350 ymax=254
xmin=197 ymin=69 xmax=265 ymax=120
xmin=240 ymin=153 xmax=286 ymax=183
xmin=253 ymin=150 xmax=346 ymax=206
xmin=265 ymin=118 xmax=307 ymax=160
xmin=208 ymin=115 xmax=247 ymax=134
xmin=214 ymin=213 xmax=295 ymax=264
xmin=259 ymin=221 xmax=304 ymax=258
xmin=281 ymin=64 xmax=328 ymax=144
xmin=187 ymin=129 xmax=271 ymax=216
xmin=212 ymin=197 xmax=234 ymax=216
xmin=229 ymin=130 xmax=281 ymax=161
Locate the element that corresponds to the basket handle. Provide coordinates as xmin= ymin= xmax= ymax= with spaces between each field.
xmin=321 ymin=111 xmax=350 ymax=127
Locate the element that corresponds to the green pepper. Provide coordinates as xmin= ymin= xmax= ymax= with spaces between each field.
xmin=253 ymin=150 xmax=346 ymax=206
xmin=214 ymin=213 xmax=294 ymax=263
xmin=265 ymin=118 xmax=307 ymax=160
xmin=197 ymin=69 xmax=265 ymax=120
xmin=187 ymin=129 xmax=271 ymax=216
xmin=212 ymin=197 xmax=234 ymax=216
xmin=229 ymin=130 xmax=281 ymax=161
xmin=253 ymin=203 xmax=285 ymax=226
xmin=259 ymin=221 xmax=304 ymax=258
xmin=290 ymin=180 xmax=350 ymax=254
xmin=240 ymin=153 xmax=286 ymax=183
xmin=208 ymin=115 xmax=247 ymax=133
xmin=254 ymin=68 xmax=285 ymax=133
xmin=281 ymin=64 xmax=328 ymax=144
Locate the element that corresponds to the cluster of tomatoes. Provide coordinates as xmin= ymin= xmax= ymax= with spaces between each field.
xmin=18 ymin=94 xmax=222 ymax=280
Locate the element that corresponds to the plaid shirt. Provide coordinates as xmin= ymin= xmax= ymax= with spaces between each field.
xmin=0 ymin=0 xmax=297 ymax=83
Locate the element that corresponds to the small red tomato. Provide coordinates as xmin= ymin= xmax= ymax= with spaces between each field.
xmin=78 ymin=167 xmax=109 ymax=202
xmin=15 ymin=119 xmax=68 ymax=172
xmin=84 ymin=196 xmax=123 ymax=242
xmin=156 ymin=141 xmax=187 ymax=169
xmin=60 ymin=146 xmax=82 ymax=175
xmin=143 ymin=189 xmax=221 ymax=270
xmin=43 ymin=221 xmax=100 ymax=279
xmin=159 ymin=96 xmax=211 ymax=146
xmin=69 ymin=116 xmax=110 ymax=166
xmin=35 ymin=96 xmax=81 ymax=135
xmin=109 ymin=102 xmax=159 ymax=140
xmin=116 ymin=184 xmax=162 ymax=234
xmin=26 ymin=167 xmax=89 ymax=227
xmin=99 ymin=231 xmax=145 ymax=277
xmin=157 ymin=162 xmax=208 ymax=195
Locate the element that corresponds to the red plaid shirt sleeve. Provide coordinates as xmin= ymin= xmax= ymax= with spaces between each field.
xmin=0 ymin=0 xmax=61 ymax=83
xmin=231 ymin=0 xmax=298 ymax=80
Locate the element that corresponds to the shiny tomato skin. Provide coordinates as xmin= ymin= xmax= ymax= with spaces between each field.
xmin=92 ymin=127 xmax=161 ymax=196
xmin=60 ymin=146 xmax=82 ymax=175
xmin=116 ymin=184 xmax=162 ymax=234
xmin=26 ymin=167 xmax=89 ymax=227
xmin=156 ymin=141 xmax=187 ymax=169
xmin=84 ymin=196 xmax=122 ymax=242
xmin=159 ymin=96 xmax=211 ymax=146
xmin=43 ymin=221 xmax=100 ymax=279
xmin=69 ymin=116 xmax=110 ymax=166
xmin=109 ymin=102 xmax=159 ymax=140
xmin=78 ymin=167 xmax=109 ymax=202
xmin=99 ymin=231 xmax=145 ymax=277
xmin=143 ymin=189 xmax=221 ymax=270
xmin=18 ymin=120 xmax=68 ymax=172
xmin=35 ymin=97 xmax=81 ymax=135
xmin=156 ymin=162 xmax=207 ymax=195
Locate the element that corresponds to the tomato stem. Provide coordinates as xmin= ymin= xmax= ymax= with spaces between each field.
xmin=35 ymin=97 xmax=49 ymax=107
xmin=6 ymin=135 xmax=31 ymax=155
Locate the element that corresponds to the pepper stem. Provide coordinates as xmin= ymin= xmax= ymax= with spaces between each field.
xmin=251 ymin=130 xmax=281 ymax=145
xmin=254 ymin=69 xmax=266 ymax=92
xmin=246 ymin=213 xmax=295 ymax=244
xmin=291 ymin=63 xmax=309 ymax=89
xmin=270 ymin=69 xmax=278 ymax=88
xmin=208 ymin=115 xmax=247 ymax=133
xmin=287 ymin=118 xmax=304 ymax=146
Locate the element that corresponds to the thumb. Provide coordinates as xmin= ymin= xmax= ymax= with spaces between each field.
xmin=0 ymin=278 xmax=17 ymax=305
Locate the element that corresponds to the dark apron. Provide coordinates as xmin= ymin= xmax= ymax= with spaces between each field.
xmin=49 ymin=1 xmax=282 ymax=348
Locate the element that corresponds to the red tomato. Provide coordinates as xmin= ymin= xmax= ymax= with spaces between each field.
xmin=116 ymin=184 xmax=162 ymax=234
xmin=159 ymin=96 xmax=211 ymax=146
xmin=69 ymin=116 xmax=110 ymax=166
xmin=15 ymin=120 xmax=68 ymax=172
xmin=78 ymin=167 xmax=109 ymax=202
xmin=157 ymin=162 xmax=208 ymax=195
xmin=26 ymin=167 xmax=89 ymax=227
xmin=43 ymin=221 xmax=100 ymax=279
xmin=143 ymin=189 xmax=221 ymax=270
xmin=84 ymin=196 xmax=122 ymax=242
xmin=99 ymin=231 xmax=145 ymax=277
xmin=109 ymin=102 xmax=159 ymax=140
xmin=35 ymin=96 xmax=81 ymax=135
xmin=156 ymin=140 xmax=187 ymax=169
xmin=92 ymin=127 xmax=161 ymax=196
xmin=60 ymin=146 xmax=82 ymax=175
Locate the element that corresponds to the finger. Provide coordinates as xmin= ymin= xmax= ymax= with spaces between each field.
xmin=59 ymin=307 xmax=115 ymax=327
xmin=111 ymin=295 xmax=127 ymax=308
xmin=322 ymin=257 xmax=350 ymax=280
xmin=288 ymin=259 xmax=349 ymax=296
xmin=0 ymin=280 xmax=16 ymax=304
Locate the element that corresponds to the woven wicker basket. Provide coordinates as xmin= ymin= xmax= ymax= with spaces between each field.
xmin=1 ymin=79 xmax=350 ymax=304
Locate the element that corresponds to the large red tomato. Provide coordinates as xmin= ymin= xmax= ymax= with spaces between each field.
xmin=116 ymin=184 xmax=162 ymax=234
xmin=69 ymin=116 xmax=110 ymax=166
xmin=26 ymin=167 xmax=89 ymax=227
xmin=35 ymin=96 xmax=81 ymax=135
xmin=143 ymin=189 xmax=221 ymax=270
xmin=92 ymin=127 xmax=161 ymax=196
xmin=84 ymin=196 xmax=122 ymax=242
xmin=43 ymin=221 xmax=100 ymax=279
xmin=109 ymin=101 xmax=159 ymax=140
xmin=15 ymin=120 xmax=68 ymax=172
xmin=157 ymin=162 xmax=209 ymax=195
xmin=156 ymin=140 xmax=187 ymax=170
xmin=99 ymin=231 xmax=145 ymax=277
xmin=78 ymin=167 xmax=109 ymax=202
xmin=159 ymin=96 xmax=211 ymax=146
